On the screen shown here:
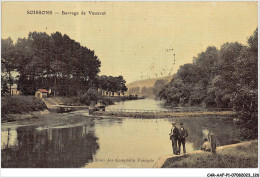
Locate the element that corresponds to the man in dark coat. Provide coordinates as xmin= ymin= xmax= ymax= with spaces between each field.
xmin=178 ymin=122 xmax=189 ymax=154
xmin=169 ymin=122 xmax=179 ymax=155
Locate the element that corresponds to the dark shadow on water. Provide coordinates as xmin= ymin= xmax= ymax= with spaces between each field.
xmin=1 ymin=121 xmax=99 ymax=168
xmin=168 ymin=117 xmax=242 ymax=150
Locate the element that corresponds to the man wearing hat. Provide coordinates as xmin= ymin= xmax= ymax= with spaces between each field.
xmin=169 ymin=122 xmax=179 ymax=155
xmin=178 ymin=122 xmax=189 ymax=154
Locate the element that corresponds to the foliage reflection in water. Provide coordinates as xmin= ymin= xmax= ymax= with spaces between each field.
xmin=84 ymin=116 xmax=241 ymax=168
xmin=1 ymin=99 xmax=241 ymax=168
xmin=1 ymin=118 xmax=99 ymax=168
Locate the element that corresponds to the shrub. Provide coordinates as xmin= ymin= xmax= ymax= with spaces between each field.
xmin=1 ymin=96 xmax=47 ymax=116
xmin=233 ymin=88 xmax=258 ymax=139
xmin=100 ymin=97 xmax=114 ymax=105
xmin=79 ymin=88 xmax=101 ymax=105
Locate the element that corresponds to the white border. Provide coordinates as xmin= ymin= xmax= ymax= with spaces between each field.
xmin=1 ymin=168 xmax=260 ymax=178
xmin=0 ymin=0 xmax=259 ymax=178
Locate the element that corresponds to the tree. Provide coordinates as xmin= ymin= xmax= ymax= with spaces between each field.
xmin=159 ymin=28 xmax=257 ymax=110
xmin=232 ymin=28 xmax=258 ymax=139
xmin=233 ymin=88 xmax=257 ymax=139
xmin=13 ymin=31 xmax=101 ymax=96
xmin=153 ymin=79 xmax=166 ymax=99
xmin=96 ymin=75 xmax=127 ymax=97
xmin=159 ymin=78 xmax=187 ymax=105
xmin=1 ymin=77 xmax=8 ymax=95
xmin=1 ymin=38 xmax=16 ymax=95
xmin=160 ymin=47 xmax=220 ymax=107
xmin=116 ymin=76 xmax=127 ymax=96
xmin=213 ymin=42 xmax=244 ymax=107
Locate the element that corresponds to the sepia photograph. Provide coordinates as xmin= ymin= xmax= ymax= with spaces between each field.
xmin=1 ymin=1 xmax=259 ymax=177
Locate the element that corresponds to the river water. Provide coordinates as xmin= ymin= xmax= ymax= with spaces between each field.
xmin=1 ymin=99 xmax=241 ymax=168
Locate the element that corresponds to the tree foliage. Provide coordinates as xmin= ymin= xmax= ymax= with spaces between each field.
xmin=1 ymin=38 xmax=16 ymax=95
xmin=153 ymin=79 xmax=166 ymax=99
xmin=159 ymin=28 xmax=258 ymax=139
xmin=1 ymin=31 xmax=127 ymax=97
xmin=11 ymin=31 xmax=101 ymax=96
xmin=96 ymin=75 xmax=127 ymax=96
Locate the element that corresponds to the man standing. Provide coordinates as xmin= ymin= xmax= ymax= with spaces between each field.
xmin=169 ymin=122 xmax=179 ymax=155
xmin=178 ymin=122 xmax=189 ymax=154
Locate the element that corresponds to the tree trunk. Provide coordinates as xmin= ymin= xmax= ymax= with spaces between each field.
xmin=8 ymin=70 xmax=12 ymax=96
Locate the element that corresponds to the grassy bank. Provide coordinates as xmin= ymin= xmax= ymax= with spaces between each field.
xmin=1 ymin=96 xmax=47 ymax=122
xmin=162 ymin=140 xmax=258 ymax=168
xmin=93 ymin=110 xmax=236 ymax=119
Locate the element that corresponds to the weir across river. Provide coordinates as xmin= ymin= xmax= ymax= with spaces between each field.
xmin=105 ymin=107 xmax=231 ymax=113
xmin=41 ymin=97 xmax=231 ymax=114
xmin=1 ymin=99 xmax=241 ymax=168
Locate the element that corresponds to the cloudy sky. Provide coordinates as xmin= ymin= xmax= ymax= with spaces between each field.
xmin=2 ymin=1 xmax=258 ymax=83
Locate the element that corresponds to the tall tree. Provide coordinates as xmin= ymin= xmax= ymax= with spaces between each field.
xmin=1 ymin=38 xmax=16 ymax=95
xmin=232 ymin=28 xmax=258 ymax=139
xmin=13 ymin=31 xmax=101 ymax=96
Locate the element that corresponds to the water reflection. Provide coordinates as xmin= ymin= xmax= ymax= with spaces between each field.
xmin=2 ymin=120 xmax=99 ymax=168
xmin=85 ymin=116 xmax=241 ymax=168
xmin=167 ymin=117 xmax=241 ymax=150
xmin=1 ymin=128 xmax=18 ymax=149
xmin=1 ymin=99 xmax=242 ymax=168
xmin=106 ymin=99 xmax=168 ymax=112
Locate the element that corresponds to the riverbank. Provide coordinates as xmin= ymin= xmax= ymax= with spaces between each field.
xmin=1 ymin=95 xmax=144 ymax=122
xmin=154 ymin=140 xmax=258 ymax=168
xmin=93 ymin=110 xmax=236 ymax=119
xmin=1 ymin=96 xmax=48 ymax=122
xmin=2 ymin=110 xmax=50 ymax=122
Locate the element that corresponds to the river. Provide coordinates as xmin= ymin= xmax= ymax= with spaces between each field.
xmin=1 ymin=99 xmax=241 ymax=168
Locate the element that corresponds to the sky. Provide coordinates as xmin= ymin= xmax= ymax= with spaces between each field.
xmin=1 ymin=1 xmax=258 ymax=84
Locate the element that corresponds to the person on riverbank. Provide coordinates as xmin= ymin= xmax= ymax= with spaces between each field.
xmin=170 ymin=122 xmax=179 ymax=155
xmin=178 ymin=122 xmax=189 ymax=154
xmin=201 ymin=138 xmax=212 ymax=152
xmin=208 ymin=133 xmax=217 ymax=154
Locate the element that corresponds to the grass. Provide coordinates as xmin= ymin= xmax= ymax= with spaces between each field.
xmin=162 ymin=140 xmax=258 ymax=168
xmin=1 ymin=96 xmax=47 ymax=119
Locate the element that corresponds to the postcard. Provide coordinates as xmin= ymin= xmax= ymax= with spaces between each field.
xmin=1 ymin=1 xmax=259 ymax=177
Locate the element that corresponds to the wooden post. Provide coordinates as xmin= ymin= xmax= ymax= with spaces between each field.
xmin=209 ymin=134 xmax=217 ymax=154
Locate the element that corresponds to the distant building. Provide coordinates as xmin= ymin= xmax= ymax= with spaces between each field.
xmin=6 ymin=84 xmax=21 ymax=96
xmin=35 ymin=89 xmax=48 ymax=98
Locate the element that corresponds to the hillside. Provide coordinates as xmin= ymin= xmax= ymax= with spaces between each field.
xmin=126 ymin=75 xmax=174 ymax=97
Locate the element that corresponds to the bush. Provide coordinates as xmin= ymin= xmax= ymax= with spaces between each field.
xmin=1 ymin=96 xmax=47 ymax=116
xmin=100 ymin=97 xmax=114 ymax=105
xmin=233 ymin=88 xmax=258 ymax=139
xmin=79 ymin=88 xmax=101 ymax=105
